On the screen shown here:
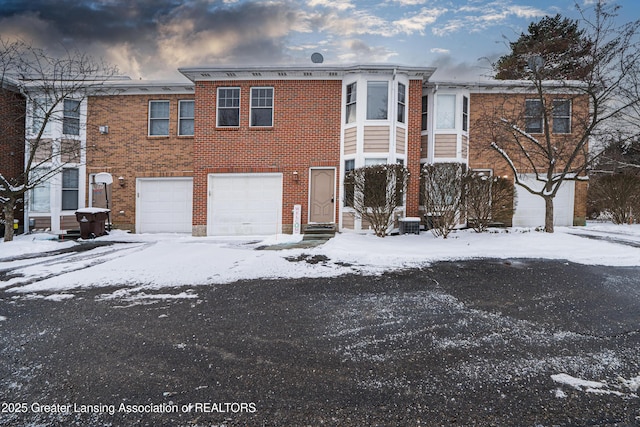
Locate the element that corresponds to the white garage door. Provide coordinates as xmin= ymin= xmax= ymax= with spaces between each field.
xmin=136 ymin=178 xmax=193 ymax=233
xmin=513 ymin=174 xmax=575 ymax=227
xmin=208 ymin=173 xmax=283 ymax=236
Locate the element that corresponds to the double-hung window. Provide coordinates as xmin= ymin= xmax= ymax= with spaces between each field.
xmin=178 ymin=100 xmax=195 ymax=136
xmin=436 ymin=94 xmax=456 ymax=129
xmin=525 ymin=99 xmax=543 ymax=134
xmin=421 ymin=95 xmax=428 ymax=131
xmin=552 ymin=99 xmax=571 ymax=133
xmin=367 ymin=81 xmax=388 ymax=120
xmin=62 ymin=168 xmax=79 ymax=211
xmin=217 ymin=88 xmax=240 ymax=127
xmin=250 ymin=87 xmax=274 ymax=127
xmin=397 ymin=83 xmax=406 ymax=123
xmin=63 ymin=99 xmax=81 ymax=136
xmin=345 ymin=82 xmax=357 ymax=124
xmin=462 ymin=96 xmax=469 ymax=132
xmin=149 ymin=100 xmax=170 ymax=136
xmin=343 ymin=159 xmax=356 ymax=207
xmin=30 ymin=168 xmax=50 ymax=213
xmin=32 ymin=97 xmax=53 ymax=135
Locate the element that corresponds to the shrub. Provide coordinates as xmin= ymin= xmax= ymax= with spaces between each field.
xmin=345 ymin=164 xmax=409 ymax=237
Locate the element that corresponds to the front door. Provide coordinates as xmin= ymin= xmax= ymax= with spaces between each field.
xmin=309 ymin=169 xmax=335 ymax=223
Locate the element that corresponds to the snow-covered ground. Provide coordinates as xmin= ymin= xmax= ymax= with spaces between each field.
xmin=1 ymin=223 xmax=639 ymax=293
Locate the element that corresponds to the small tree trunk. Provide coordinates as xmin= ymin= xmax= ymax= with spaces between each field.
xmin=544 ymin=196 xmax=554 ymax=233
xmin=3 ymin=200 xmax=15 ymax=242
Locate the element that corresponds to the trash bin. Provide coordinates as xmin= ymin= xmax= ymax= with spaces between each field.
xmin=75 ymin=208 xmax=110 ymax=239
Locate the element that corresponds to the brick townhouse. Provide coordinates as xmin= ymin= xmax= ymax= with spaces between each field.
xmin=0 ymin=78 xmax=26 ymax=233
xmin=21 ymin=64 xmax=588 ymax=236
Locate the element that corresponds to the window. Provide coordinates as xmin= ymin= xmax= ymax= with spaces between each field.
xmin=149 ymin=100 xmax=170 ymax=136
xmin=30 ymin=168 xmax=50 ymax=213
xmin=32 ymin=97 xmax=52 ymax=135
xmin=343 ymin=159 xmax=356 ymax=207
xmin=178 ymin=100 xmax=195 ymax=136
xmin=345 ymin=82 xmax=357 ymax=124
xmin=397 ymin=83 xmax=406 ymax=123
xmin=366 ymin=81 xmax=388 ymax=120
xmin=462 ymin=96 xmax=469 ymax=132
xmin=62 ymin=168 xmax=79 ymax=211
xmin=525 ymin=99 xmax=543 ymax=133
xmin=421 ymin=95 xmax=428 ymax=131
xmin=436 ymin=94 xmax=456 ymax=129
xmin=553 ymin=99 xmax=571 ymax=133
xmin=251 ymin=87 xmax=273 ymax=127
xmin=217 ymin=88 xmax=240 ymax=127
xmin=63 ymin=99 xmax=80 ymax=135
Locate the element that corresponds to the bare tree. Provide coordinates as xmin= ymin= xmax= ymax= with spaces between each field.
xmin=421 ymin=163 xmax=465 ymax=238
xmin=487 ymin=1 xmax=640 ymax=232
xmin=0 ymin=39 xmax=119 ymax=241
xmin=346 ymin=164 xmax=409 ymax=237
xmin=465 ymin=173 xmax=516 ymax=232
xmin=589 ymin=173 xmax=640 ymax=224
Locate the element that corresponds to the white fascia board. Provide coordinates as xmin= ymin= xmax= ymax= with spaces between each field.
xmin=179 ymin=64 xmax=436 ymax=82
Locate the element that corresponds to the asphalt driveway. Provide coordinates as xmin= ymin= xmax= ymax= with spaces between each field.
xmin=1 ymin=259 xmax=639 ymax=426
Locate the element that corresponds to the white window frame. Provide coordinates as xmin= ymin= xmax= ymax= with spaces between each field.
xmin=462 ymin=95 xmax=469 ymax=132
xmin=345 ymin=82 xmax=357 ymax=124
xmin=61 ymin=168 xmax=79 ymax=211
xmin=366 ymin=81 xmax=389 ymax=121
xmin=148 ymin=100 xmax=170 ymax=136
xmin=552 ymin=99 xmax=571 ymax=134
xmin=217 ymin=87 xmax=240 ymax=127
xmin=250 ymin=87 xmax=274 ymax=127
xmin=63 ymin=99 xmax=81 ymax=136
xmin=525 ymin=99 xmax=543 ymax=134
xmin=397 ymin=82 xmax=406 ymax=123
xmin=436 ymin=94 xmax=456 ymax=130
xmin=32 ymin=97 xmax=53 ymax=136
xmin=178 ymin=100 xmax=195 ymax=136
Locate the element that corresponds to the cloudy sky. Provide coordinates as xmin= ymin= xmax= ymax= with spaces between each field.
xmin=0 ymin=0 xmax=637 ymax=82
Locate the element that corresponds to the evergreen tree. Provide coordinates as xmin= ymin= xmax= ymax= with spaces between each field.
xmin=494 ymin=14 xmax=593 ymax=80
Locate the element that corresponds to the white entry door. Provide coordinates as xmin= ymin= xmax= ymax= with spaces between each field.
xmin=208 ymin=173 xmax=283 ymax=236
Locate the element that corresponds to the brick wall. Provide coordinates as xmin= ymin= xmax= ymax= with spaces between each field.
xmin=193 ymin=80 xmax=342 ymax=232
xmin=0 ymin=87 xmax=26 ymax=227
xmin=469 ymin=91 xmax=590 ymax=221
xmin=86 ymin=93 xmax=194 ymax=231
xmin=405 ymin=79 xmax=423 ymax=217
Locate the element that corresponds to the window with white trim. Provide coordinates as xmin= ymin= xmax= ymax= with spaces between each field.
xmin=217 ymin=88 xmax=240 ymax=127
xmin=343 ymin=159 xmax=356 ymax=207
xmin=525 ymin=99 xmax=543 ymax=134
xmin=366 ymin=81 xmax=388 ymax=120
xmin=32 ymin=97 xmax=53 ymax=135
xmin=178 ymin=100 xmax=194 ymax=136
xmin=397 ymin=82 xmax=406 ymax=123
xmin=62 ymin=168 xmax=79 ymax=211
xmin=462 ymin=96 xmax=469 ymax=132
xmin=345 ymin=82 xmax=357 ymax=124
xmin=149 ymin=100 xmax=170 ymax=136
xmin=552 ymin=99 xmax=571 ymax=133
xmin=436 ymin=94 xmax=456 ymax=129
xmin=30 ymin=168 xmax=50 ymax=213
xmin=250 ymin=87 xmax=273 ymax=127
xmin=421 ymin=95 xmax=428 ymax=131
xmin=63 ymin=99 xmax=81 ymax=135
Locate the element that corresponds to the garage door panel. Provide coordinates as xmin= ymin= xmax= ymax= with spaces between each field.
xmin=208 ymin=174 xmax=282 ymax=236
xmin=137 ymin=178 xmax=193 ymax=234
xmin=512 ymin=174 xmax=574 ymax=227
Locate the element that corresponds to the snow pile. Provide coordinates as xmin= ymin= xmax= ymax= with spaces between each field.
xmin=0 ymin=223 xmax=639 ymax=293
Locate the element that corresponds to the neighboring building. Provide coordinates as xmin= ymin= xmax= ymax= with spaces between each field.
xmin=0 ymin=79 xmax=26 ymax=233
xmin=20 ymin=64 xmax=589 ymax=236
